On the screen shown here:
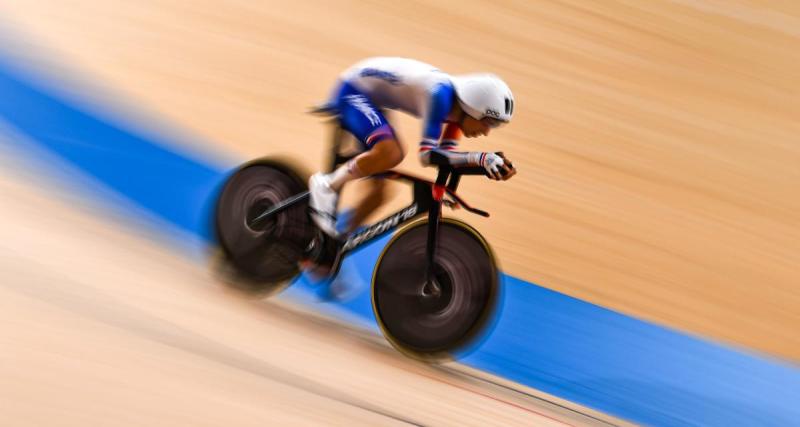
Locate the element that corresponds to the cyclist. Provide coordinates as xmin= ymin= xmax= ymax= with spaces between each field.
xmin=309 ymin=57 xmax=516 ymax=236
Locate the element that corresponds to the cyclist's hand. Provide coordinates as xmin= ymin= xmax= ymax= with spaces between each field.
xmin=496 ymin=152 xmax=517 ymax=180
xmin=482 ymin=152 xmax=516 ymax=180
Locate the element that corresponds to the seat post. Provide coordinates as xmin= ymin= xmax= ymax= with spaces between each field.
xmin=328 ymin=123 xmax=346 ymax=172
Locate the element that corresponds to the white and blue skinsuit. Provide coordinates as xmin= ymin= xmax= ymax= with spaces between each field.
xmin=329 ymin=57 xmax=463 ymax=154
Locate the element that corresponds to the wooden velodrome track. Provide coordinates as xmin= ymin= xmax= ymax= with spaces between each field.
xmin=0 ymin=150 xmax=620 ymax=425
xmin=1 ymin=0 xmax=798 ymax=425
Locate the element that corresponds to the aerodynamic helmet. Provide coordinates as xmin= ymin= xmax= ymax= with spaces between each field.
xmin=450 ymin=73 xmax=514 ymax=124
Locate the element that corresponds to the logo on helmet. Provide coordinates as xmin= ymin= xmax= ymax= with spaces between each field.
xmin=485 ymin=108 xmax=500 ymax=119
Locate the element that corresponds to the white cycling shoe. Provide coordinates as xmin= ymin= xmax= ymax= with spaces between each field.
xmin=308 ymin=173 xmax=339 ymax=237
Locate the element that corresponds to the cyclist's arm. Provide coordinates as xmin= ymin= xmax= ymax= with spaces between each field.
xmin=416 ymin=83 xmax=510 ymax=178
xmin=418 ymin=83 xmax=453 ymax=153
xmin=418 ymin=84 xmax=468 ymax=164
xmin=419 ymin=122 xmax=471 ymax=166
xmin=438 ymin=122 xmax=461 ymax=151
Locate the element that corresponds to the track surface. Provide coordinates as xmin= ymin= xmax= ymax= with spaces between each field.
xmin=3 ymin=0 xmax=799 ymax=360
xmin=0 ymin=142 xmax=620 ymax=425
xmin=1 ymin=1 xmax=799 ymax=425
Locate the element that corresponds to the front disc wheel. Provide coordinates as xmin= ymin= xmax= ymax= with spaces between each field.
xmin=372 ymin=218 xmax=499 ymax=361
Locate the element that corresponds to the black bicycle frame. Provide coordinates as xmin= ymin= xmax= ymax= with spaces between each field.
xmin=247 ymin=166 xmax=488 ymax=284
xmin=247 ymin=114 xmax=490 ymax=281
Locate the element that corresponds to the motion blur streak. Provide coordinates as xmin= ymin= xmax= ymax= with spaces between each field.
xmin=0 ymin=125 xmax=582 ymax=426
xmin=0 ymin=37 xmax=613 ymax=427
xmin=3 ymin=0 xmax=799 ymax=361
xmin=2 ymin=35 xmax=800 ymax=426
xmin=2 ymin=1 xmax=800 ymax=426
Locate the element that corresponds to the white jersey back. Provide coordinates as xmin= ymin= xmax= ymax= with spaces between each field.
xmin=340 ymin=57 xmax=453 ymax=118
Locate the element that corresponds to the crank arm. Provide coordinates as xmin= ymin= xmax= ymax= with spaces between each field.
xmin=248 ymin=191 xmax=309 ymax=228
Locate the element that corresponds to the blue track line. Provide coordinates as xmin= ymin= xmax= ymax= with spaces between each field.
xmin=2 ymin=53 xmax=799 ymax=426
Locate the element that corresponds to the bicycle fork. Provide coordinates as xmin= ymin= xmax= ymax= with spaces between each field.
xmin=423 ymin=168 xmax=456 ymax=297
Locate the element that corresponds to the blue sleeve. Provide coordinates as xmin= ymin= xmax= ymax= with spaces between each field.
xmin=421 ymin=83 xmax=455 ymax=145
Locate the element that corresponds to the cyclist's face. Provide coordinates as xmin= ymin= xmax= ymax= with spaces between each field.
xmin=461 ymin=115 xmax=491 ymax=138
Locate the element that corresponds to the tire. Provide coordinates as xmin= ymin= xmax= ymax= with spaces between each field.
xmin=372 ymin=218 xmax=499 ymax=361
xmin=215 ymin=159 xmax=316 ymax=295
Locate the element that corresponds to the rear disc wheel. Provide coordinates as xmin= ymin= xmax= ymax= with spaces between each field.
xmin=215 ymin=159 xmax=315 ymax=295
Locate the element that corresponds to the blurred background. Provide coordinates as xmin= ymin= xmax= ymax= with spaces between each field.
xmin=1 ymin=1 xmax=799 ymax=426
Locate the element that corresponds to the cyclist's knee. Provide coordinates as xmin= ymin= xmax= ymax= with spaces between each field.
xmin=388 ymin=143 xmax=404 ymax=167
xmin=373 ymin=138 xmax=404 ymax=168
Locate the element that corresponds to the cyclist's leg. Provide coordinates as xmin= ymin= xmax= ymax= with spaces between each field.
xmin=309 ymin=82 xmax=403 ymax=235
xmin=344 ymin=178 xmax=387 ymax=233
xmin=328 ymin=84 xmax=403 ymax=189
xmin=343 ymin=134 xmax=402 ymax=178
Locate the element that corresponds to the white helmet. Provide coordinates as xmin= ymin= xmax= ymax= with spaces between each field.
xmin=451 ymin=73 xmax=514 ymax=123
